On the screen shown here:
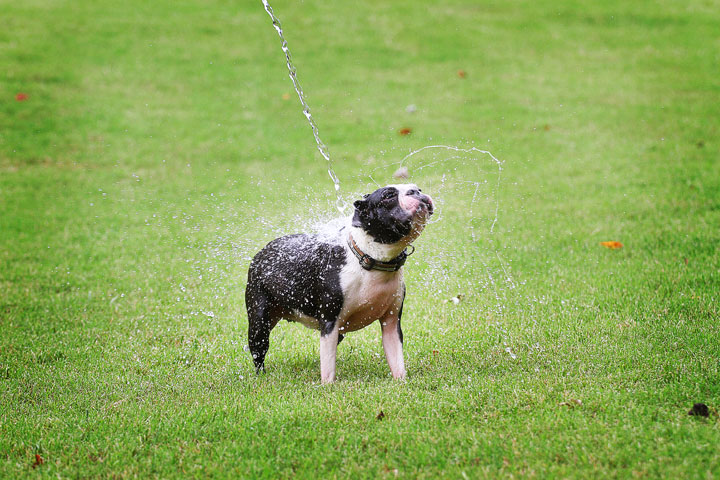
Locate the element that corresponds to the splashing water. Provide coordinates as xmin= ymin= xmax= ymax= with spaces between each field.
xmin=358 ymin=145 xmax=516 ymax=353
xmin=368 ymin=145 xmax=503 ymax=235
xmin=261 ymin=0 xmax=348 ymax=214
xmin=254 ymin=2 xmax=519 ymax=355
xmin=358 ymin=145 xmax=511 ymax=310
xmin=259 ymin=1 xmax=511 ymax=314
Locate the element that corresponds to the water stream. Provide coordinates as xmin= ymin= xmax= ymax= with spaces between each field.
xmin=261 ymin=0 xmax=348 ymax=214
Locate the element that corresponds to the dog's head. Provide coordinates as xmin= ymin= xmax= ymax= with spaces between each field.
xmin=352 ymin=184 xmax=434 ymax=245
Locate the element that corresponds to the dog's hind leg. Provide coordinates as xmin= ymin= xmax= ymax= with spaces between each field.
xmin=246 ymin=287 xmax=279 ymax=374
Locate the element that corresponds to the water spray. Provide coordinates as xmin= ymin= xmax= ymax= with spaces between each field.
xmin=258 ymin=1 xmax=512 ymax=323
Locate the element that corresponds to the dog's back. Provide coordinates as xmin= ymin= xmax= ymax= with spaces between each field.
xmin=246 ymin=234 xmax=347 ymax=370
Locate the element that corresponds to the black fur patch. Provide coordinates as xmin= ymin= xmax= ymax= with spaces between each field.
xmin=247 ymin=234 xmax=346 ymax=332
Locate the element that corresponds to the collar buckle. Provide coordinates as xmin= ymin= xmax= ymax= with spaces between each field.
xmin=358 ymin=254 xmax=376 ymax=270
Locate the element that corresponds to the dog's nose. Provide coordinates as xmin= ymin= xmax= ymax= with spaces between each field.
xmin=407 ymin=189 xmax=433 ymax=214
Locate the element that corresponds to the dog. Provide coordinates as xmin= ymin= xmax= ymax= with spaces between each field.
xmin=245 ymin=184 xmax=434 ymax=383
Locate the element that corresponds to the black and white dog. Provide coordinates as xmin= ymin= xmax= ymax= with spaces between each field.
xmin=245 ymin=184 xmax=434 ymax=383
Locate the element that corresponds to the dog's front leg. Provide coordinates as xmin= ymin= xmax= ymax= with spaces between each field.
xmin=319 ymin=322 xmax=340 ymax=384
xmin=381 ymin=312 xmax=406 ymax=380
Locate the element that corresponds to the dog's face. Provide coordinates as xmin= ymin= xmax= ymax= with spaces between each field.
xmin=352 ymin=184 xmax=434 ymax=244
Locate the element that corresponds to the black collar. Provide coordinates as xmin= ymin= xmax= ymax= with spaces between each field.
xmin=347 ymin=234 xmax=414 ymax=272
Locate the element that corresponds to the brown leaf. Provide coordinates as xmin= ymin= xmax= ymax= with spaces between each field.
xmin=383 ymin=466 xmax=399 ymax=476
xmin=600 ymin=241 xmax=623 ymax=250
xmin=32 ymin=454 xmax=44 ymax=468
xmin=16 ymin=93 xmax=29 ymax=101
xmin=376 ymin=410 xmax=385 ymax=420
xmin=398 ymin=127 xmax=412 ymax=136
xmin=457 ymin=69 xmax=466 ymax=78
xmin=281 ymin=92 xmax=290 ymax=100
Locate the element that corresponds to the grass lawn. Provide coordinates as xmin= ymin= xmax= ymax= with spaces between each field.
xmin=1 ymin=0 xmax=719 ymax=477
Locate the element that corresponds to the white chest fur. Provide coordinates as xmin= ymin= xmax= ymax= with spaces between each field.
xmin=338 ymin=256 xmax=404 ymax=332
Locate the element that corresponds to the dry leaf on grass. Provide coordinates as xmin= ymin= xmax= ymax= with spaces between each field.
xmin=559 ymin=399 xmax=583 ymax=408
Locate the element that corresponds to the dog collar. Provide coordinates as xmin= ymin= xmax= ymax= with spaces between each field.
xmin=347 ymin=234 xmax=414 ymax=272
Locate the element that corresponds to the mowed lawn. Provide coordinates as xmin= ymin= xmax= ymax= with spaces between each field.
xmin=1 ymin=0 xmax=719 ymax=477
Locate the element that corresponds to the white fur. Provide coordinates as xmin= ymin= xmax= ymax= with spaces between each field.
xmin=319 ymin=323 xmax=340 ymax=384
xmin=315 ymin=259 xmax=404 ymax=383
xmin=287 ymin=309 xmax=320 ymax=329
xmin=381 ymin=314 xmax=406 ymax=379
xmin=338 ymin=254 xmax=404 ymax=332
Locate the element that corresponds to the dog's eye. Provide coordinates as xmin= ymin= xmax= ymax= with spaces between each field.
xmin=382 ymin=190 xmax=396 ymax=200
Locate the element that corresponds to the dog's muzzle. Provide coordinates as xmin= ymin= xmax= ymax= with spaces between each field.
xmin=405 ymin=189 xmax=434 ymax=215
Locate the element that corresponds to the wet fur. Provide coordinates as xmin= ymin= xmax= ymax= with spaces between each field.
xmin=245 ymin=184 xmax=432 ymax=382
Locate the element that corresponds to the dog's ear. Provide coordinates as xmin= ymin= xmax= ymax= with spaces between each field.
xmin=353 ymin=199 xmax=368 ymax=211
xmin=352 ymin=198 xmax=369 ymax=228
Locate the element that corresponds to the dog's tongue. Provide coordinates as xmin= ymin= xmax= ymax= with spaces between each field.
xmin=399 ymin=195 xmax=422 ymax=213
xmin=400 ymin=194 xmax=433 ymax=215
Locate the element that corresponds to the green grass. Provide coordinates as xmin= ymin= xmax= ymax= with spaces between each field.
xmin=1 ymin=0 xmax=719 ymax=477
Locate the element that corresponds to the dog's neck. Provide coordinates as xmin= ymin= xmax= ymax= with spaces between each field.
xmin=348 ymin=225 xmax=410 ymax=263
